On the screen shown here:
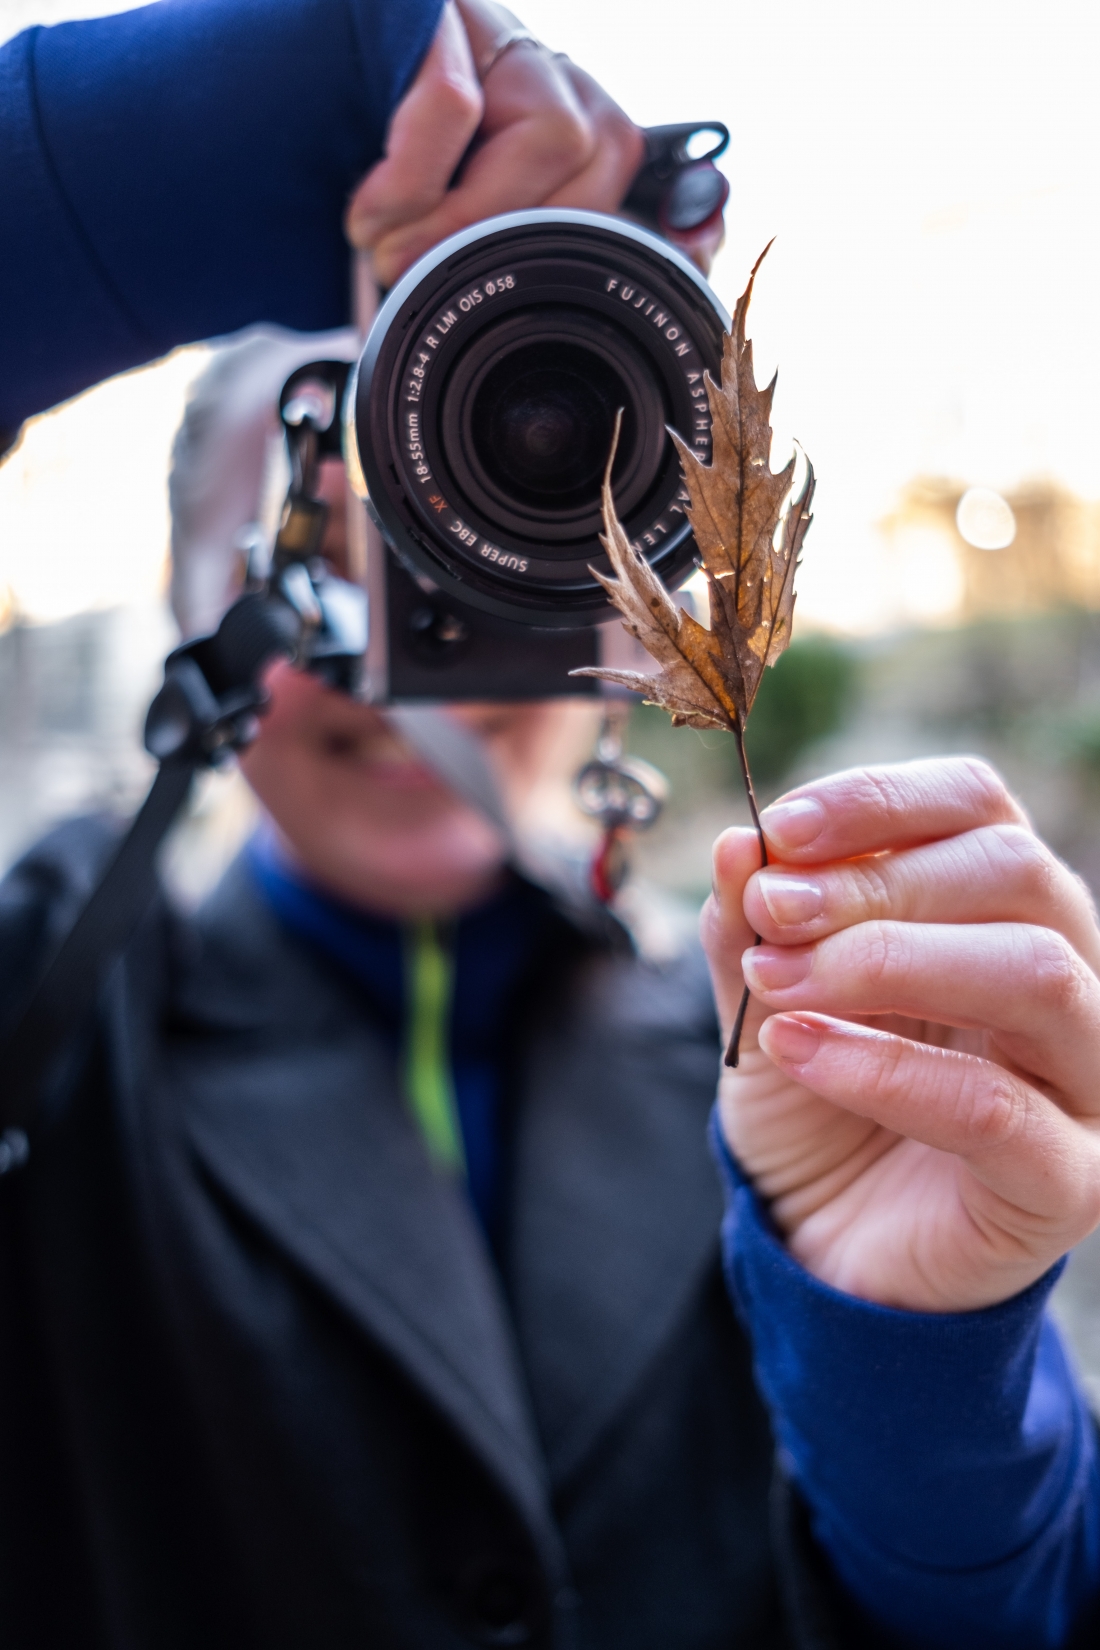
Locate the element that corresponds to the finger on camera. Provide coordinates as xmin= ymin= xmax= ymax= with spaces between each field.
xmin=744 ymin=823 xmax=1100 ymax=967
xmin=345 ymin=1 xmax=482 ymax=249
xmin=757 ymin=757 xmax=1028 ymax=867
xmin=540 ymin=64 xmax=644 ymax=212
xmin=743 ymin=919 xmax=1100 ymax=1107
xmin=370 ymin=86 xmax=594 ymax=283
xmin=756 ymin=1012 xmax=1100 ymax=1235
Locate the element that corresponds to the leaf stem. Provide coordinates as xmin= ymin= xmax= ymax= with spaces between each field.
xmin=725 ymin=719 xmax=767 ymax=1069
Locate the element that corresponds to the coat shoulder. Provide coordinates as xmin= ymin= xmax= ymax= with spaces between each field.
xmin=0 ymin=813 xmax=125 ymax=1009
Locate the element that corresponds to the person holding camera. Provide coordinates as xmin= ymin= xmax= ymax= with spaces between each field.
xmin=3 ymin=0 xmax=1100 ymax=1646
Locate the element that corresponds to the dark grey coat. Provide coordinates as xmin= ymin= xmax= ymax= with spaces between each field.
xmin=0 ymin=820 xmax=868 ymax=1650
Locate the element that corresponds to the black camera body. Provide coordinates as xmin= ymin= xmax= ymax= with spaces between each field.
xmin=344 ymin=208 xmax=730 ymax=701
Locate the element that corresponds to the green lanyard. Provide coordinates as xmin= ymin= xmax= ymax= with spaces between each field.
xmin=401 ymin=919 xmax=465 ymax=1174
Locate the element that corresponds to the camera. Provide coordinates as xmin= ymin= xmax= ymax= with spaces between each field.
xmin=154 ymin=125 xmax=733 ymax=724
xmin=343 ymin=205 xmax=731 ymax=700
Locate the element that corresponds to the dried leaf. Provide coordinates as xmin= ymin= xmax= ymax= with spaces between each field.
xmin=571 ymin=247 xmax=816 ymax=1069
xmin=574 ymin=244 xmax=815 ymax=735
xmin=575 ymin=418 xmax=739 ymax=733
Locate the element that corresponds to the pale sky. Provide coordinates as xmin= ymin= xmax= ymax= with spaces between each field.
xmin=2 ymin=0 xmax=1099 ymax=632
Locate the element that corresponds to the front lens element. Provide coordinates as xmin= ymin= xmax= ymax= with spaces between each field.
xmin=474 ymin=343 xmax=623 ymax=507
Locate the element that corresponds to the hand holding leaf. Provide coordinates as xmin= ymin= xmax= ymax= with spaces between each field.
xmin=574 ymin=246 xmax=815 ymax=1064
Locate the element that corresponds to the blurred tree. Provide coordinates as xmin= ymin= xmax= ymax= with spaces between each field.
xmin=743 ymin=634 xmax=856 ymax=789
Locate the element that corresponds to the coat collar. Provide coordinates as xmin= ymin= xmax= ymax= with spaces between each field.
xmin=168 ymin=855 xmax=723 ymax=1519
xmin=503 ymin=936 xmax=724 ymax=1488
xmin=168 ymin=860 xmax=561 ymax=1567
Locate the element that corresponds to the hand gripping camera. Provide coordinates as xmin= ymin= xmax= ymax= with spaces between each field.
xmin=146 ymin=122 xmax=733 ymax=736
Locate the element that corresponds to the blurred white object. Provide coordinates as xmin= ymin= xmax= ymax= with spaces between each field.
xmin=169 ymin=326 xmax=356 ymax=640
xmin=956 ymin=487 xmax=1017 ymax=551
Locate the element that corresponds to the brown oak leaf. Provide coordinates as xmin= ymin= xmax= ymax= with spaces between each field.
xmin=574 ymin=244 xmax=815 ymax=735
xmin=572 ymin=245 xmax=815 ymax=1065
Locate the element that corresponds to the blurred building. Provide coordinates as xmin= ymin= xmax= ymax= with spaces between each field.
xmin=0 ymin=604 xmax=167 ymax=871
xmin=0 ymin=598 xmax=261 ymax=902
xmin=880 ymin=477 xmax=1100 ymax=621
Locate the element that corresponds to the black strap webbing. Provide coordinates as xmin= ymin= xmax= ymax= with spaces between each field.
xmin=1 ymin=760 xmax=195 ymax=1134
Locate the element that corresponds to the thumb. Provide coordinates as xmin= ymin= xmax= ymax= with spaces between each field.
xmin=700 ymin=826 xmax=765 ymax=1038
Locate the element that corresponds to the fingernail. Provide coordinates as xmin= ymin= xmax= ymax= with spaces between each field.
xmin=742 ymin=946 xmax=813 ymax=991
xmin=759 ymin=796 xmax=826 ymax=851
xmin=756 ymin=873 xmax=824 ymax=927
xmin=759 ymin=1014 xmax=821 ymax=1065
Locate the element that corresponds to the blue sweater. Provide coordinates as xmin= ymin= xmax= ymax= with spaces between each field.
xmin=3 ymin=1 xmax=1099 ymax=1639
xmin=0 ymin=0 xmax=442 ymax=432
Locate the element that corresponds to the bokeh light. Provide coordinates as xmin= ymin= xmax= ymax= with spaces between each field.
xmin=956 ymin=487 xmax=1017 ymax=550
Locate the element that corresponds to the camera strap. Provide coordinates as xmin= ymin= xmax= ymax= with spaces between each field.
xmin=387 ymin=706 xmax=515 ymax=856
xmin=0 ymin=587 xmax=300 ymax=1159
xmin=0 ymin=760 xmax=197 ymax=1144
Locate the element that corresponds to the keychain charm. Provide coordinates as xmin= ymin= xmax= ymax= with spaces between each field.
xmin=573 ymin=713 xmax=668 ymax=903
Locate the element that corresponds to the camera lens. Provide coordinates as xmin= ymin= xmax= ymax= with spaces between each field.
xmin=478 ymin=346 xmax=614 ymax=501
xmin=351 ymin=210 xmax=729 ymax=627
xmin=444 ymin=307 xmax=667 ymax=542
xmin=465 ymin=336 xmax=630 ymax=518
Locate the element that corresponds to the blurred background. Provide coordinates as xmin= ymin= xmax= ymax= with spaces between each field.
xmin=4 ymin=0 xmax=1100 ymax=1383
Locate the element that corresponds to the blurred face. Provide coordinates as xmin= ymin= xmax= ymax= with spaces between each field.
xmin=240 ymin=671 xmax=596 ymax=918
xmin=234 ymin=458 xmax=601 ymax=917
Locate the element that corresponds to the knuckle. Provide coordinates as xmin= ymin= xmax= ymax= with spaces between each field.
xmin=856 ymin=766 xmax=902 ymax=831
xmin=438 ymin=72 xmax=484 ymax=125
xmin=858 ymin=1029 xmax=910 ymax=1102
xmin=989 ymin=823 xmax=1058 ymax=900
xmin=856 ymin=922 xmax=908 ymax=989
xmin=602 ymin=105 xmax=642 ymax=154
xmin=854 ymin=858 xmax=894 ymax=920
xmin=1026 ymin=928 xmax=1087 ymax=1016
xmin=537 ymin=105 xmax=595 ymax=169
xmin=955 ymin=755 xmax=1018 ymax=820
xmin=962 ymin=1072 xmax=1024 ymax=1150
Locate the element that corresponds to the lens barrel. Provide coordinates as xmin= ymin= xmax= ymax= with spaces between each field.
xmin=349 ymin=211 xmax=730 ymax=628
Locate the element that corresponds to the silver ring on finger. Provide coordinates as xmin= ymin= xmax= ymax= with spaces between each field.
xmin=477 ymin=27 xmax=544 ymax=80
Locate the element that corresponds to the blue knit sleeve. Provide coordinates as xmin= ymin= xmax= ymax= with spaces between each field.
xmin=712 ymin=1116 xmax=1100 ymax=1648
xmin=0 ymin=0 xmax=442 ymax=431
